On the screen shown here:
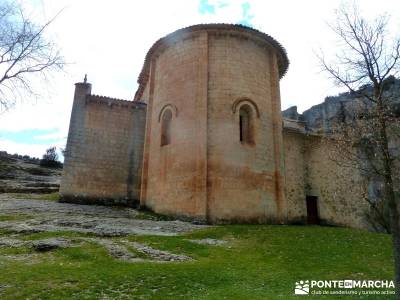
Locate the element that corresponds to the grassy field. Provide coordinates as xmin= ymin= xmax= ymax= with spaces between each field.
xmin=0 ymin=225 xmax=394 ymax=299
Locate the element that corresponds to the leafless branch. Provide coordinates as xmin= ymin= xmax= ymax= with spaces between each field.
xmin=319 ymin=2 xmax=400 ymax=293
xmin=0 ymin=1 xmax=65 ymax=113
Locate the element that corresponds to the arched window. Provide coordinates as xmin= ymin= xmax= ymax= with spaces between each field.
xmin=239 ymin=104 xmax=254 ymax=144
xmin=160 ymin=109 xmax=172 ymax=146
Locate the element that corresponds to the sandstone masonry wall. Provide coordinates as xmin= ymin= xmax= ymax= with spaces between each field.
xmin=138 ymin=28 xmax=288 ymax=223
xmin=304 ymin=136 xmax=368 ymax=228
xmin=283 ymin=128 xmax=369 ymax=229
xmin=137 ymin=26 xmax=288 ymax=223
xmin=207 ymin=33 xmax=286 ymax=223
xmin=60 ymin=83 xmax=146 ymax=205
xmin=139 ymin=32 xmax=208 ymax=220
xmin=282 ymin=129 xmax=307 ymax=223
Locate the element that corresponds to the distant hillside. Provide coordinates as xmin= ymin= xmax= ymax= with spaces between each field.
xmin=0 ymin=152 xmax=61 ymax=193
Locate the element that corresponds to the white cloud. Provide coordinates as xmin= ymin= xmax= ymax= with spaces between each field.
xmin=33 ymin=131 xmax=66 ymax=141
xmin=0 ymin=138 xmax=64 ymax=158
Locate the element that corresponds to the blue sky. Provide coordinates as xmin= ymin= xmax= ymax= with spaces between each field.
xmin=0 ymin=129 xmax=62 ymax=146
xmin=198 ymin=0 xmax=254 ymax=26
xmin=199 ymin=0 xmax=216 ymax=14
xmin=1 ymin=0 xmax=400 ymax=158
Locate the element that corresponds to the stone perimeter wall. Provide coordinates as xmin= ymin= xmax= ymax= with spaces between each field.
xmin=283 ymin=129 xmax=369 ymax=229
xmin=60 ymin=83 xmax=146 ymax=206
xmin=282 ymin=129 xmax=307 ymax=223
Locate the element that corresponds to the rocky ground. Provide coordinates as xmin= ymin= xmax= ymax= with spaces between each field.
xmin=0 ymin=194 xmax=206 ymax=236
xmin=0 ymin=153 xmax=224 ymax=267
xmin=0 ymin=154 xmax=60 ymax=193
xmin=0 ymin=193 xmax=212 ymax=262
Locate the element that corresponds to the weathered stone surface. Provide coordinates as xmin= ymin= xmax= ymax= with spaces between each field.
xmin=32 ymin=238 xmax=70 ymax=252
xmin=83 ymin=238 xmax=142 ymax=262
xmin=0 ymin=237 xmax=26 ymax=247
xmin=0 ymin=153 xmax=60 ymax=194
xmin=187 ymin=239 xmax=226 ymax=246
xmin=0 ymin=194 xmax=207 ymax=237
xmin=128 ymin=241 xmax=192 ymax=262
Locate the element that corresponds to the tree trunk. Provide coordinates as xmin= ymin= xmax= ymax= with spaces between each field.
xmin=376 ymin=90 xmax=400 ymax=298
xmin=385 ymin=151 xmax=400 ymax=299
xmin=389 ymin=198 xmax=400 ymax=299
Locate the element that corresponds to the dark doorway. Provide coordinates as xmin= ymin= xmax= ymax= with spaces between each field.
xmin=306 ymin=196 xmax=319 ymax=225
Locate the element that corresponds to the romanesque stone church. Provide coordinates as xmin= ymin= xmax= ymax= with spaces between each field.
xmin=60 ymin=24 xmax=366 ymax=228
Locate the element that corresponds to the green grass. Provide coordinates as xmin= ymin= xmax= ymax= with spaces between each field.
xmin=18 ymin=231 xmax=88 ymax=240
xmin=0 ymin=225 xmax=394 ymax=299
xmin=7 ymin=192 xmax=60 ymax=201
xmin=133 ymin=209 xmax=178 ymax=221
xmin=0 ymin=245 xmax=33 ymax=256
xmin=0 ymin=214 xmax=33 ymax=222
xmin=35 ymin=192 xmax=60 ymax=201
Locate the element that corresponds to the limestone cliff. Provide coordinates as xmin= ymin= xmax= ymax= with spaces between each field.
xmin=283 ymin=75 xmax=400 ymax=132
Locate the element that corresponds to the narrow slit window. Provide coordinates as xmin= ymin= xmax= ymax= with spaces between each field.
xmin=239 ymin=115 xmax=244 ymax=142
xmin=161 ymin=109 xmax=172 ymax=146
xmin=239 ymin=104 xmax=254 ymax=144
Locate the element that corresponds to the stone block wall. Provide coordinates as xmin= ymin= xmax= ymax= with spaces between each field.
xmin=137 ymin=25 xmax=288 ymax=223
xmin=60 ymin=83 xmax=146 ymax=206
xmin=283 ymin=127 xmax=369 ymax=229
xmin=282 ymin=129 xmax=307 ymax=223
xmin=139 ymin=32 xmax=208 ymax=220
xmin=206 ymin=33 xmax=285 ymax=223
xmin=304 ymin=135 xmax=368 ymax=228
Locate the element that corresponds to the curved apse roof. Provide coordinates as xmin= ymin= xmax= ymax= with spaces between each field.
xmin=134 ymin=24 xmax=289 ymax=101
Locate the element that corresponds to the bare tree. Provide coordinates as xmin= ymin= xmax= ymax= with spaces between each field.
xmin=318 ymin=3 xmax=400 ymax=297
xmin=40 ymin=146 xmax=62 ymax=168
xmin=0 ymin=1 xmax=65 ymax=113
